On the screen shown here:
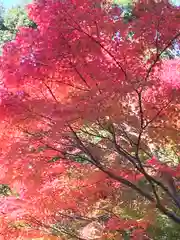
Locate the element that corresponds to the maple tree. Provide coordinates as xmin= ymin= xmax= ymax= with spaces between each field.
xmin=0 ymin=0 xmax=179 ymax=239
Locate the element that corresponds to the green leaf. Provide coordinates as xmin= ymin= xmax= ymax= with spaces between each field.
xmin=48 ymin=156 xmax=61 ymax=163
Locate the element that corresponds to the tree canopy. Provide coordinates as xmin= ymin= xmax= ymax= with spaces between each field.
xmin=0 ymin=0 xmax=179 ymax=239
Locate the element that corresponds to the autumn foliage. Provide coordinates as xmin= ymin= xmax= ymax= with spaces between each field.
xmin=0 ymin=0 xmax=179 ymax=239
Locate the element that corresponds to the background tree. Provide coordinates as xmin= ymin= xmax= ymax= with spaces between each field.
xmin=0 ymin=5 xmax=36 ymax=53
